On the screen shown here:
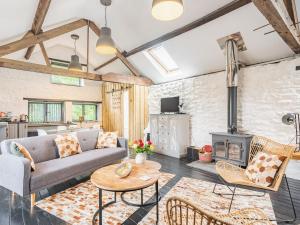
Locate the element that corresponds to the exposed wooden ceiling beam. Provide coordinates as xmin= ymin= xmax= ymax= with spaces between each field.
xmin=0 ymin=58 xmax=152 ymax=86
xmin=89 ymin=21 xmax=141 ymax=76
xmin=25 ymin=0 xmax=52 ymax=59
xmin=0 ymin=57 xmax=101 ymax=81
xmin=283 ymin=0 xmax=297 ymax=26
xmin=94 ymin=56 xmax=118 ymax=71
xmin=101 ymin=73 xmax=152 ymax=86
xmin=115 ymin=49 xmax=140 ymax=76
xmin=39 ymin=42 xmax=50 ymax=66
xmin=0 ymin=19 xmax=87 ymax=57
xmin=94 ymin=0 xmax=252 ymax=69
xmin=252 ymin=0 xmax=300 ymax=54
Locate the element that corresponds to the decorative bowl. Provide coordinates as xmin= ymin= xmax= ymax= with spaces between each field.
xmin=115 ymin=162 xmax=132 ymax=178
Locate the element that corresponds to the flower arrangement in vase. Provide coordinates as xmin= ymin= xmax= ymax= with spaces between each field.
xmin=130 ymin=139 xmax=154 ymax=164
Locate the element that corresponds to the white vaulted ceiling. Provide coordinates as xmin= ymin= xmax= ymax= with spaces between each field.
xmin=0 ymin=0 xmax=298 ymax=83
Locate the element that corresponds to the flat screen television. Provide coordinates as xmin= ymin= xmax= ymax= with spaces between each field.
xmin=161 ymin=96 xmax=179 ymax=113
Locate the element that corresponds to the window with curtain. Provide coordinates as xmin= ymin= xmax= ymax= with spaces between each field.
xmin=28 ymin=101 xmax=63 ymax=123
xmin=72 ymin=103 xmax=97 ymax=122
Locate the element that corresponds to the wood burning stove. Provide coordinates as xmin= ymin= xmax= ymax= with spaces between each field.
xmin=211 ymin=132 xmax=252 ymax=167
xmin=211 ymin=35 xmax=252 ymax=167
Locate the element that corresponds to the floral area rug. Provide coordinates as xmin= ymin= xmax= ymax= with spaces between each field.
xmin=37 ymin=172 xmax=175 ymax=225
xmin=139 ymin=177 xmax=276 ymax=225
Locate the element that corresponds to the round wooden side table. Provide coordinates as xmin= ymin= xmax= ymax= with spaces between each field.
xmin=91 ymin=159 xmax=161 ymax=225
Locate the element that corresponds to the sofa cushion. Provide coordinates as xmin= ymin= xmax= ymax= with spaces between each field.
xmin=76 ymin=129 xmax=99 ymax=152
xmin=11 ymin=142 xmax=36 ymax=171
xmin=1 ymin=135 xmax=58 ymax=163
xmin=96 ymin=132 xmax=118 ymax=148
xmin=55 ymin=134 xmax=82 ymax=158
xmin=30 ymin=147 xmax=127 ymax=192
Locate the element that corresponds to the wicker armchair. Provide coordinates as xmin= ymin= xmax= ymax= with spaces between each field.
xmin=166 ymin=197 xmax=272 ymax=225
xmin=213 ymin=136 xmax=296 ymax=222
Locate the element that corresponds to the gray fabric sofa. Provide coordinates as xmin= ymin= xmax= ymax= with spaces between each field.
xmin=0 ymin=129 xmax=127 ymax=197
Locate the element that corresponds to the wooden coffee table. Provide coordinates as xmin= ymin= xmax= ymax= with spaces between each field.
xmin=91 ymin=159 xmax=161 ymax=225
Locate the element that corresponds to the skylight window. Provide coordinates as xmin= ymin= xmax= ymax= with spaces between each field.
xmin=145 ymin=46 xmax=179 ymax=75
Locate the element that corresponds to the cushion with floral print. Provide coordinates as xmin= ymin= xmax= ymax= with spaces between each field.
xmin=55 ymin=134 xmax=82 ymax=158
xmin=245 ymin=151 xmax=286 ymax=187
xmin=96 ymin=131 xmax=118 ymax=148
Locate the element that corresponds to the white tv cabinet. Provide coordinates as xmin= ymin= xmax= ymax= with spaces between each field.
xmin=150 ymin=114 xmax=190 ymax=158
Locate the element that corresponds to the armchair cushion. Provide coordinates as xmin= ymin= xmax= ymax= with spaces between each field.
xmin=245 ymin=152 xmax=286 ymax=187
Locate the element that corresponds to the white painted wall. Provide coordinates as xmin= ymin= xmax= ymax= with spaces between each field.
xmin=0 ymin=45 xmax=102 ymax=122
xmin=149 ymin=57 xmax=300 ymax=178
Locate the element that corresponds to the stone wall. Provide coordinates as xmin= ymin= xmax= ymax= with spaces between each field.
xmin=149 ymin=57 xmax=300 ymax=146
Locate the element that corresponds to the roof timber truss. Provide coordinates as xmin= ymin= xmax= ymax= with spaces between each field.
xmin=0 ymin=1 xmax=151 ymax=85
xmin=25 ymin=0 xmax=52 ymax=60
xmin=252 ymin=0 xmax=300 ymax=54
xmin=94 ymin=0 xmax=300 ymax=70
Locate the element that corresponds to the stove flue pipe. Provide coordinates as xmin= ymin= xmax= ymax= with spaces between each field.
xmin=225 ymin=39 xmax=239 ymax=134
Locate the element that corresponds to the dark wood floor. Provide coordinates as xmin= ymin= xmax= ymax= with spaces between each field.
xmin=0 ymin=153 xmax=299 ymax=225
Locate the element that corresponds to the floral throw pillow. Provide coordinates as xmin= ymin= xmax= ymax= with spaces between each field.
xmin=55 ymin=134 xmax=82 ymax=158
xmin=96 ymin=132 xmax=118 ymax=148
xmin=245 ymin=152 xmax=286 ymax=187
xmin=10 ymin=142 xmax=36 ymax=171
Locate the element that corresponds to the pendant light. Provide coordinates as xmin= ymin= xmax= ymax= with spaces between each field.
xmin=152 ymin=0 xmax=184 ymax=21
xmin=96 ymin=0 xmax=116 ymax=55
xmin=68 ymin=34 xmax=82 ymax=71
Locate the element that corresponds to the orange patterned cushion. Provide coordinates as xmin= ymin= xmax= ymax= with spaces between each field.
xmin=245 ymin=152 xmax=286 ymax=187
xmin=96 ymin=132 xmax=118 ymax=148
xmin=11 ymin=142 xmax=36 ymax=171
xmin=55 ymin=134 xmax=82 ymax=158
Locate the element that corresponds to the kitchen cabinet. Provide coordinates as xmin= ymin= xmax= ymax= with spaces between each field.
xmin=7 ymin=123 xmax=28 ymax=139
xmin=18 ymin=123 xmax=28 ymax=138
xmin=8 ymin=124 xmax=18 ymax=139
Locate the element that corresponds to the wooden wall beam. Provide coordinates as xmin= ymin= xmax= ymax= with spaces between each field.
xmin=101 ymin=73 xmax=152 ymax=86
xmin=94 ymin=0 xmax=252 ymax=69
xmin=252 ymin=0 xmax=300 ymax=54
xmin=25 ymin=0 xmax=52 ymax=59
xmin=0 ymin=19 xmax=87 ymax=57
xmin=89 ymin=21 xmax=141 ymax=76
xmin=0 ymin=58 xmax=101 ymax=81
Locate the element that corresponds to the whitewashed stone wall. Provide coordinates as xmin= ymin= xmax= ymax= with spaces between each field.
xmin=149 ymin=57 xmax=300 ymax=147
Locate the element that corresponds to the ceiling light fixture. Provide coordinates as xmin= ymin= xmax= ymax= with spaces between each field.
xmin=68 ymin=34 xmax=82 ymax=71
xmin=152 ymin=0 xmax=184 ymax=21
xmin=96 ymin=0 xmax=117 ymax=55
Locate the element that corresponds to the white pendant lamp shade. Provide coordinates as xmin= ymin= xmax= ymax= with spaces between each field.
xmin=68 ymin=55 xmax=82 ymax=71
xmin=96 ymin=27 xmax=117 ymax=55
xmin=152 ymin=0 xmax=183 ymax=21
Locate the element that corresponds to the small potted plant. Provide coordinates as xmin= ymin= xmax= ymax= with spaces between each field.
xmin=130 ymin=139 xmax=154 ymax=164
xmin=199 ymin=145 xmax=213 ymax=163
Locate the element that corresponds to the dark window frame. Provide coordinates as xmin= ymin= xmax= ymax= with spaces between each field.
xmin=72 ymin=103 xmax=98 ymax=122
xmin=28 ymin=101 xmax=64 ymax=123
